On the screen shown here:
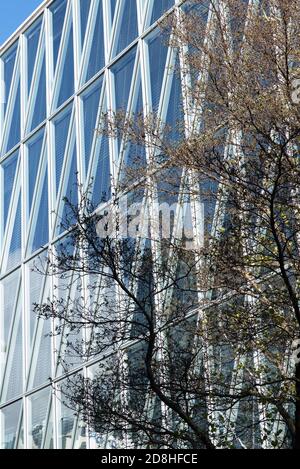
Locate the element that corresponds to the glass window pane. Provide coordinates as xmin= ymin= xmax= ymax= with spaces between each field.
xmin=165 ymin=54 xmax=184 ymax=143
xmin=85 ymin=2 xmax=105 ymax=82
xmin=111 ymin=0 xmax=117 ymax=22
xmin=7 ymin=192 xmax=22 ymax=271
xmin=111 ymin=46 xmax=136 ymax=157
xmin=150 ymin=0 xmax=174 ymax=25
xmin=27 ymin=129 xmax=44 ymax=213
xmin=80 ymin=0 xmax=91 ymax=47
xmin=27 ymin=280 xmax=52 ymax=389
xmin=58 ymin=395 xmax=76 ymax=448
xmin=31 ymin=165 xmax=49 ymax=253
xmin=28 ymin=387 xmax=52 ymax=449
xmin=26 ymin=18 xmax=42 ymax=96
xmin=87 ymin=364 xmax=121 ymax=449
xmin=3 ymin=299 xmax=23 ymax=402
xmin=0 ymin=401 xmax=22 ymax=449
xmin=1 ymin=151 xmax=19 ymax=236
xmin=57 ymin=23 xmax=74 ymax=108
xmin=50 ymin=0 xmax=67 ymax=71
xmin=0 ymin=269 xmax=20 ymax=385
xmin=147 ymin=30 xmax=168 ymax=111
xmin=57 ymin=377 xmax=87 ymax=449
xmin=120 ymin=69 xmax=146 ymax=183
xmin=2 ymin=42 xmax=18 ymax=116
xmin=54 ymin=105 xmax=72 ymax=193
xmin=6 ymin=79 xmax=20 ymax=153
xmin=59 ymin=142 xmax=78 ymax=234
xmin=31 ymin=319 xmax=52 ymax=389
xmin=92 ymin=134 xmax=111 ymax=207
xmin=82 ymin=79 xmax=102 ymax=175
xmin=114 ymin=0 xmax=138 ymax=57
xmin=27 ymin=254 xmax=47 ymax=350
xmin=112 ymin=46 xmax=136 ymax=112
xmin=16 ymin=415 xmax=24 ymax=448
xmin=30 ymin=52 xmax=46 ymax=132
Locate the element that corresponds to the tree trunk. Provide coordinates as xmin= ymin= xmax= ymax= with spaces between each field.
xmin=294 ymin=363 xmax=300 ymax=449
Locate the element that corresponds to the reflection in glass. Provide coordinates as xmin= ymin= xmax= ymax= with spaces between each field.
xmin=85 ymin=2 xmax=105 ymax=82
xmin=3 ymin=42 xmax=18 ymax=116
xmin=30 ymin=52 xmax=46 ymax=132
xmin=28 ymin=387 xmax=52 ymax=449
xmin=1 ymin=150 xmax=19 ymax=237
xmin=57 ymin=23 xmax=74 ymax=108
xmin=6 ymin=191 xmax=22 ymax=271
xmin=30 ymin=284 xmax=52 ymax=389
xmin=27 ymin=129 xmax=44 ymax=213
xmin=54 ymin=104 xmax=72 ymax=193
xmin=0 ymin=400 xmax=22 ymax=449
xmin=82 ymin=78 xmax=102 ymax=175
xmin=6 ymin=79 xmax=20 ymax=153
xmin=50 ymin=0 xmax=67 ymax=71
xmin=0 ymin=270 xmax=20 ymax=385
xmin=114 ymin=0 xmax=138 ymax=57
xmin=27 ymin=253 xmax=47 ymax=350
xmin=57 ymin=378 xmax=87 ymax=449
xmin=3 ymin=298 xmax=23 ymax=402
xmin=26 ymin=18 xmax=42 ymax=96
xmin=80 ymin=0 xmax=91 ymax=47
xmin=150 ymin=0 xmax=174 ymax=26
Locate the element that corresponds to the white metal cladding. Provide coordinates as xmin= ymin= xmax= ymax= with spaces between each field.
xmin=0 ymin=0 xmax=284 ymax=450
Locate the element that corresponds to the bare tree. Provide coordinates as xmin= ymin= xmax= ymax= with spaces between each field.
xmin=35 ymin=0 xmax=300 ymax=450
xmin=165 ymin=0 xmax=300 ymax=449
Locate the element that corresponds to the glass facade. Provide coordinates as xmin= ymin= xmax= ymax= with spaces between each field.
xmin=0 ymin=0 xmax=180 ymax=449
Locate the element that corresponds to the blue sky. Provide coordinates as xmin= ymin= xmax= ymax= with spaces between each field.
xmin=0 ymin=0 xmax=42 ymax=46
